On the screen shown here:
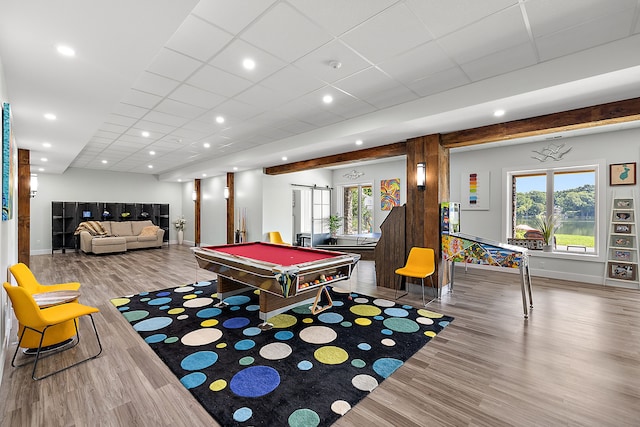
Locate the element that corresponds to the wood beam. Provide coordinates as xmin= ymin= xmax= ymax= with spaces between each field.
xmin=226 ymin=172 xmax=234 ymax=244
xmin=441 ymin=97 xmax=640 ymax=148
xmin=18 ymin=149 xmax=30 ymax=265
xmin=194 ymin=179 xmax=201 ymax=246
xmin=264 ymin=142 xmax=406 ymax=175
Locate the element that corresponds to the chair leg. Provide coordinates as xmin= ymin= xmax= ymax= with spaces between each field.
xmin=30 ymin=314 xmax=103 ymax=381
xmin=395 ymin=275 xmax=408 ymax=300
xmin=422 ymin=275 xmax=439 ymax=307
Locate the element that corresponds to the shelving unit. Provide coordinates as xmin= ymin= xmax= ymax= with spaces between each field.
xmin=604 ymin=190 xmax=639 ymax=287
xmin=52 ymin=202 xmax=170 ymax=254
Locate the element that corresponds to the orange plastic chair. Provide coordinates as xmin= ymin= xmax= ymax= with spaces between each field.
xmin=394 ymin=247 xmax=438 ymax=306
xmin=268 ymin=231 xmax=290 ymax=245
xmin=3 ymin=282 xmax=102 ymax=380
xmin=9 ymin=263 xmax=81 ymax=293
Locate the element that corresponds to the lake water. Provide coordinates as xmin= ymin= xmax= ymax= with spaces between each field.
xmin=517 ymin=218 xmax=595 ymax=236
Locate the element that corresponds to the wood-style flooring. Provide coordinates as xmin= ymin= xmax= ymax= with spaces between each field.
xmin=1 ymin=245 xmax=640 ymax=426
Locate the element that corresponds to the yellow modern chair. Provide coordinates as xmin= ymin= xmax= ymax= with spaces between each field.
xmin=3 ymin=283 xmax=102 ymax=380
xmin=9 ymin=262 xmax=81 ymax=294
xmin=394 ymin=247 xmax=438 ymax=306
xmin=268 ymin=231 xmax=290 ymax=245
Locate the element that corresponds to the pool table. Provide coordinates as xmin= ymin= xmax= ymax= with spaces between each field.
xmin=192 ymin=242 xmax=360 ymax=328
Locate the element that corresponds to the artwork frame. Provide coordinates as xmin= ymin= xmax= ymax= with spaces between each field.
xmin=612 ymin=235 xmax=633 ymax=248
xmin=614 ymin=199 xmax=634 ymax=209
xmin=2 ymin=102 xmax=13 ymax=221
xmin=609 ymin=162 xmax=636 ymax=186
xmin=608 ymin=262 xmax=636 ymax=281
xmin=613 ymin=211 xmax=634 ymax=222
xmin=380 ymin=178 xmax=400 ymax=211
xmin=613 ymin=250 xmax=632 ymax=262
xmin=614 ymin=224 xmax=632 ymax=234
xmin=461 ymin=171 xmax=490 ymax=210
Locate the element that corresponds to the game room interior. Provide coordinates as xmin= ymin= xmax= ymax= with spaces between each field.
xmin=1 ymin=1 xmax=640 ymax=426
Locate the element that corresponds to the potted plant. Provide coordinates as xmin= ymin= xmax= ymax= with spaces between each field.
xmin=327 ymin=214 xmax=343 ymax=238
xmin=532 ymin=212 xmax=560 ymax=252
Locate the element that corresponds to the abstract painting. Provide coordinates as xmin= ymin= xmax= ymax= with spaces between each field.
xmin=380 ymin=178 xmax=400 ymax=211
xmin=2 ymin=102 xmax=12 ymax=221
xmin=461 ymin=171 xmax=490 ymax=210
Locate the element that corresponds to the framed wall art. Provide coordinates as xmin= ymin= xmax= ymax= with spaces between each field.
xmin=461 ymin=171 xmax=490 ymax=210
xmin=610 ymin=162 xmax=636 ymax=186
xmin=2 ymin=102 xmax=13 ymax=221
xmin=380 ymin=178 xmax=400 ymax=211
xmin=614 ymin=224 xmax=632 ymax=234
xmin=608 ymin=262 xmax=636 ymax=281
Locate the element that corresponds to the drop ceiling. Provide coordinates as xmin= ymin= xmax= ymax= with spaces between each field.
xmin=1 ymin=0 xmax=639 ymax=181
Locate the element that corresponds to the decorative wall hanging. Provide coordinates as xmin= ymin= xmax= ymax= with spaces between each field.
xmin=2 ymin=102 xmax=13 ymax=221
xmin=610 ymin=162 xmax=636 ymax=186
xmin=343 ymin=170 xmax=364 ymax=180
xmin=531 ymin=142 xmax=572 ymax=162
xmin=461 ymin=171 xmax=490 ymax=210
xmin=380 ymin=178 xmax=400 ymax=211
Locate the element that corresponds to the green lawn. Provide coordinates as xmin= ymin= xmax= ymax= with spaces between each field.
xmin=555 ymin=234 xmax=594 ymax=248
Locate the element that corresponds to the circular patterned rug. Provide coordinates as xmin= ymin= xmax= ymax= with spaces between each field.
xmin=111 ymin=281 xmax=453 ymax=427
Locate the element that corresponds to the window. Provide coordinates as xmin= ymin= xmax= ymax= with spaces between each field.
xmin=343 ymin=184 xmax=373 ymax=234
xmin=511 ymin=167 xmax=597 ymax=253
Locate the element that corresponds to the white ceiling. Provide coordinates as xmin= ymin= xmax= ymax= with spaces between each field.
xmin=1 ymin=0 xmax=639 ymax=181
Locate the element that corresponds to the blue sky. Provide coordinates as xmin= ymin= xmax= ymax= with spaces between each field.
xmin=516 ymin=172 xmax=595 ymax=193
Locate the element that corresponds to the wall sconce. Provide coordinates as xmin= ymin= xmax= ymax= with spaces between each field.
xmin=416 ymin=162 xmax=426 ymax=190
xmin=224 ymin=186 xmax=230 ymax=200
xmin=192 ymin=190 xmax=197 ymax=202
xmin=30 ymin=174 xmax=38 ymax=198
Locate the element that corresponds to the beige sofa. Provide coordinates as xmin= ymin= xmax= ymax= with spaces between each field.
xmin=78 ymin=220 xmax=165 ymax=254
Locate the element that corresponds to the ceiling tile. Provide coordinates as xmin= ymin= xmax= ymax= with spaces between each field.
xmin=438 ymin=6 xmax=531 ymax=64
xmin=154 ymin=98 xmax=207 ymax=120
xmin=187 ymin=64 xmax=254 ymax=98
xmin=112 ymin=103 xmax=150 ymax=119
xmin=132 ymin=71 xmax=181 ymax=97
xmin=377 ymin=41 xmax=456 ymax=85
xmin=364 ymin=84 xmax=419 ymax=109
xmin=241 ymin=2 xmax=333 ymax=62
xmin=290 ymin=0 xmax=396 ymax=36
xmin=209 ymin=38 xmax=287 ymax=83
xmin=166 ymin=14 xmax=234 ymax=61
xmin=234 ymin=84 xmax=293 ymax=110
xmin=147 ymin=48 xmax=204 ymax=81
xmin=294 ymin=40 xmax=372 ymax=83
xmin=461 ymin=42 xmax=537 ymax=81
xmin=334 ymin=67 xmax=400 ymax=99
xmin=408 ymin=66 xmax=470 ymax=97
xmin=135 ymin=119 xmax=179 ymax=135
xmin=120 ymin=89 xmax=163 ymax=109
xmin=260 ymin=66 xmax=326 ymax=100
xmin=191 ymin=0 xmax=277 ymax=34
xmin=340 ymin=3 xmax=433 ymax=64
xmin=169 ymin=84 xmax=226 ymax=110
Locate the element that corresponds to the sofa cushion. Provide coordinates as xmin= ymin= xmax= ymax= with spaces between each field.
xmin=111 ymin=221 xmax=133 ymax=236
xmin=100 ymin=221 xmax=112 ymax=235
xmin=92 ymin=236 xmax=126 ymax=247
xmin=137 ymin=235 xmax=158 ymax=242
xmin=139 ymin=225 xmax=159 ymax=237
xmin=132 ymin=220 xmax=154 ymax=235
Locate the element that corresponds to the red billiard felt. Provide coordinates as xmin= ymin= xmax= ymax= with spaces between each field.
xmin=204 ymin=242 xmax=338 ymax=266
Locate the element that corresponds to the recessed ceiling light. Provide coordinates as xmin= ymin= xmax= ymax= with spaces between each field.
xmin=149 ymin=151 xmax=156 ymax=155
xmin=216 ymin=116 xmax=225 ymax=124
xmin=178 ymin=179 xmax=182 ymax=182
xmin=233 ymin=167 xmax=238 ymax=171
xmin=242 ymin=58 xmax=256 ymax=70
xmin=355 ymin=139 xmax=363 ymax=146
xmin=322 ymin=95 xmax=333 ymax=104
xmin=38 ymin=168 xmax=44 ymax=172
xmin=282 ymin=156 xmax=288 ymax=161
xmin=42 ymin=142 xmax=51 ymax=148
xmin=102 ymin=160 xmax=108 ymax=164
xmin=203 ymin=142 xmax=211 ymax=148
xmin=56 ymin=45 xmax=75 ymax=57
xmin=44 ymin=113 xmax=56 ymax=120
xmin=40 ymin=158 xmax=48 ymax=162
xmin=494 ymin=109 xmax=505 ymax=117
xmin=202 ymin=173 xmax=207 ymax=177
xmin=148 ymin=165 xmax=153 ymax=169
xmin=141 ymin=131 xmax=150 ymax=137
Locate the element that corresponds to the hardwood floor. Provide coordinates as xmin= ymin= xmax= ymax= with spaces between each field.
xmin=2 ymin=245 xmax=640 ymax=426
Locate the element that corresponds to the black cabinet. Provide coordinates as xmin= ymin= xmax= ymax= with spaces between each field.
xmin=52 ymin=202 xmax=170 ymax=253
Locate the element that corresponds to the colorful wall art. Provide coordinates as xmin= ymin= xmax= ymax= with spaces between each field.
xmin=2 ymin=102 xmax=13 ymax=221
xmin=461 ymin=171 xmax=490 ymax=210
xmin=380 ymin=178 xmax=400 ymax=211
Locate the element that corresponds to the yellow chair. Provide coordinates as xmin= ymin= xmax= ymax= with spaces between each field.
xmin=9 ymin=262 xmax=81 ymax=293
xmin=9 ymin=262 xmax=81 ymax=349
xmin=394 ymin=247 xmax=438 ymax=306
xmin=3 ymin=282 xmax=102 ymax=380
xmin=268 ymin=231 xmax=289 ymax=245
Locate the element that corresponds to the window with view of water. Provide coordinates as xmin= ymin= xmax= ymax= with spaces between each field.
xmin=343 ymin=184 xmax=373 ymax=235
xmin=512 ymin=168 xmax=596 ymax=253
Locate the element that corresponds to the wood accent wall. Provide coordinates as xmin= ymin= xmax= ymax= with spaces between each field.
xmin=194 ymin=179 xmax=201 ymax=246
xmin=226 ymin=173 xmax=234 ymax=244
xmin=17 ymin=149 xmax=30 ymax=265
xmin=374 ymin=205 xmax=406 ymax=290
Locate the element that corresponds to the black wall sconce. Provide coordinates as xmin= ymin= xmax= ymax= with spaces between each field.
xmin=417 ymin=162 xmax=426 ymax=190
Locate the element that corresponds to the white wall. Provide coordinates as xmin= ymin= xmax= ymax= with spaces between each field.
xmin=31 ymin=168 xmax=183 ymax=253
xmin=331 ymin=159 xmax=407 ymax=233
xmin=0 ymin=54 xmax=17 ymax=387
xmin=450 ymin=127 xmax=640 ymax=285
xmin=199 ymin=175 xmax=227 ymax=246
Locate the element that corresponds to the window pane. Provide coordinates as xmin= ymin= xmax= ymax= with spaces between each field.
xmin=361 ymin=186 xmax=373 ymax=233
xmin=514 ymin=174 xmax=547 ymax=236
xmin=553 ymin=171 xmax=596 ymax=250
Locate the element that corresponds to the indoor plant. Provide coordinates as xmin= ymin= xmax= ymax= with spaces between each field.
xmin=327 ymin=214 xmax=343 ymax=238
xmin=532 ymin=212 xmax=560 ymax=251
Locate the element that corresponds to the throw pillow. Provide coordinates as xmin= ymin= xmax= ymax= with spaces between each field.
xmin=139 ymin=225 xmax=159 ymax=237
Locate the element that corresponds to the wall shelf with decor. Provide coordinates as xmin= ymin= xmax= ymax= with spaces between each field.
xmin=604 ymin=190 xmax=639 ymax=288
